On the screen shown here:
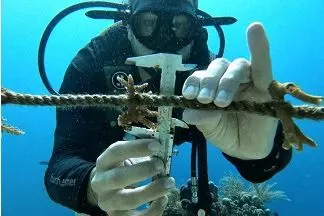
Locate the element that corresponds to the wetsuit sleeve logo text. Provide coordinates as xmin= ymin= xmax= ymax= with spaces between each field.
xmin=50 ymin=174 xmax=76 ymax=187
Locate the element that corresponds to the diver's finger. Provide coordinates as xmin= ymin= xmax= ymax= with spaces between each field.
xmin=92 ymin=158 xmax=164 ymax=192
xmin=247 ymin=22 xmax=273 ymax=91
xmin=100 ymin=177 xmax=175 ymax=211
xmin=196 ymin=58 xmax=230 ymax=104
xmin=96 ymin=139 xmax=161 ymax=171
xmin=214 ymin=58 xmax=251 ymax=107
xmin=182 ymin=70 xmax=205 ymax=100
xmin=143 ymin=195 xmax=168 ymax=216
xmin=124 ymin=157 xmax=151 ymax=166
xmin=182 ymin=58 xmax=230 ymax=102
xmin=107 ymin=196 xmax=168 ymax=216
xmin=107 ymin=209 xmax=139 ymax=216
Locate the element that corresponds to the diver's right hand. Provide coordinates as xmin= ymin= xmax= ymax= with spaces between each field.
xmin=88 ymin=139 xmax=175 ymax=216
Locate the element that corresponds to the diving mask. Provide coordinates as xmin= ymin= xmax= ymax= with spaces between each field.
xmin=129 ymin=0 xmax=198 ymax=53
xmin=130 ymin=11 xmax=198 ymax=53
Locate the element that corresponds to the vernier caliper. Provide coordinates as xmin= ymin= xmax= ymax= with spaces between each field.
xmin=125 ymin=53 xmax=196 ymax=177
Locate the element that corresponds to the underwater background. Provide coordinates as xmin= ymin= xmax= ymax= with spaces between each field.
xmin=1 ymin=0 xmax=324 ymax=215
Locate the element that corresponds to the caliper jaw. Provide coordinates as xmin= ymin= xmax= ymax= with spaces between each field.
xmin=124 ymin=53 xmax=195 ymax=176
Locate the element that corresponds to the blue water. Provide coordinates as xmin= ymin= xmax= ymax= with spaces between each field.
xmin=2 ymin=0 xmax=324 ymax=215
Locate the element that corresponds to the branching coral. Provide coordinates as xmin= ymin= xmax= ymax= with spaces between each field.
xmin=216 ymin=173 xmax=288 ymax=216
xmin=249 ymin=182 xmax=290 ymax=204
xmin=219 ymin=172 xmax=246 ymax=199
xmin=162 ymin=173 xmax=286 ymax=216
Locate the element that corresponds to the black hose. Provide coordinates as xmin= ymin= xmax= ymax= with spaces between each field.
xmin=197 ymin=9 xmax=237 ymax=58
xmin=38 ymin=1 xmax=127 ymax=95
xmin=191 ymin=129 xmax=197 ymax=179
xmin=197 ymin=128 xmax=212 ymax=215
xmin=190 ymin=125 xmax=213 ymax=215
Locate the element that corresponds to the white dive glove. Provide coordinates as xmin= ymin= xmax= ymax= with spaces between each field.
xmin=182 ymin=22 xmax=278 ymax=160
xmin=88 ymin=139 xmax=175 ymax=216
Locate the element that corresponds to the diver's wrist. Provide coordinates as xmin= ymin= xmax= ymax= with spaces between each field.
xmin=87 ymin=167 xmax=98 ymax=207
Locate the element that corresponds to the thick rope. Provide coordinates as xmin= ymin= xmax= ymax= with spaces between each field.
xmin=1 ymin=77 xmax=324 ymax=151
xmin=2 ymin=88 xmax=323 ymax=120
xmin=1 ymin=118 xmax=24 ymax=135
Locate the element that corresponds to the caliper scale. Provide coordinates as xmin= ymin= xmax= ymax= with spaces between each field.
xmin=125 ymin=53 xmax=196 ymax=177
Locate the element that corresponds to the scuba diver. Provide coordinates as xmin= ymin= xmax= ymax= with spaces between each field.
xmin=42 ymin=0 xmax=292 ymax=215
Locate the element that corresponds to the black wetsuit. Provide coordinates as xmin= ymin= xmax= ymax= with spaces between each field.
xmin=44 ymin=23 xmax=292 ymax=215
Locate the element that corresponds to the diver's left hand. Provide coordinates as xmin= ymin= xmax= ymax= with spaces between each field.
xmin=182 ymin=22 xmax=278 ymax=160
